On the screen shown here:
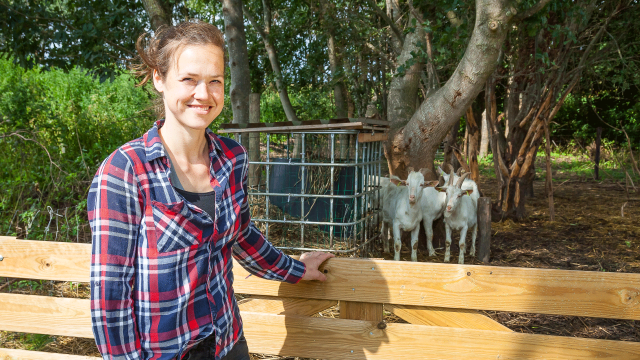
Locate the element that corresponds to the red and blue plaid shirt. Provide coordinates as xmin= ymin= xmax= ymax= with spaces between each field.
xmin=88 ymin=120 xmax=306 ymax=360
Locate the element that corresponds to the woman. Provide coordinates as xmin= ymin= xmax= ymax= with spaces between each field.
xmin=88 ymin=21 xmax=333 ymax=360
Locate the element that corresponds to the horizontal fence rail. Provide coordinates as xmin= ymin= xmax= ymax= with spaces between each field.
xmin=1 ymin=292 xmax=639 ymax=359
xmin=1 ymin=237 xmax=640 ymax=320
xmin=2 ymin=237 xmax=640 ymax=359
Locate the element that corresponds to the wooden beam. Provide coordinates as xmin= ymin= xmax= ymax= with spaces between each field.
xmin=233 ymin=258 xmax=640 ymax=320
xmin=340 ymin=301 xmax=383 ymax=322
xmin=386 ymin=304 xmax=511 ymax=332
xmin=218 ymin=122 xmax=381 ymax=134
xmin=476 ymin=197 xmax=491 ymax=263
xmin=357 ymin=132 xmax=388 ymax=143
xmin=0 ymin=238 xmax=90 ymax=283
xmin=238 ymin=295 xmax=336 ymax=316
xmin=0 ymin=348 xmax=99 ymax=360
xmin=3 ymin=238 xmax=640 ymax=320
xmin=242 ymin=311 xmax=640 ymax=359
xmin=0 ymin=293 xmax=92 ymax=338
xmin=2 ymin=293 xmax=639 ymax=360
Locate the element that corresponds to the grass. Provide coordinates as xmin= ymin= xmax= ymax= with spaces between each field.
xmin=476 ymin=147 xmax=638 ymax=184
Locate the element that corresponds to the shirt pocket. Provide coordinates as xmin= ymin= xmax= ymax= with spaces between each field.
xmin=151 ymin=200 xmax=203 ymax=253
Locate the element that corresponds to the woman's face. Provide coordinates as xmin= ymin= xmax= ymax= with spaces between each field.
xmin=153 ymin=44 xmax=225 ymax=131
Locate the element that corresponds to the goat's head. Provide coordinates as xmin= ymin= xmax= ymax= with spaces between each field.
xmin=436 ymin=170 xmax=474 ymax=213
xmin=390 ymin=167 xmax=439 ymax=204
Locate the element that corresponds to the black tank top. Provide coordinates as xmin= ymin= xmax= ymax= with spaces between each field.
xmin=167 ymin=154 xmax=216 ymax=221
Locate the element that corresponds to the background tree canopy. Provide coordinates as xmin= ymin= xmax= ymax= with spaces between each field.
xmin=0 ymin=0 xmax=638 ymax=231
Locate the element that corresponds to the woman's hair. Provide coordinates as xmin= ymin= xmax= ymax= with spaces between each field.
xmin=133 ymin=20 xmax=225 ymax=118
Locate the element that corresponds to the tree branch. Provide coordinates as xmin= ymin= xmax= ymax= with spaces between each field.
xmin=514 ymin=0 xmax=552 ymax=22
xmin=365 ymin=0 xmax=404 ymax=48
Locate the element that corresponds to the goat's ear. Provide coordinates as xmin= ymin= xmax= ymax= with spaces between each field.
xmin=406 ymin=166 xmax=415 ymax=174
xmin=465 ymin=189 xmax=474 ymax=196
xmin=435 ymin=186 xmax=446 ymax=193
xmin=422 ymin=180 xmax=439 ymax=187
xmin=390 ymin=178 xmax=402 ymax=186
xmin=437 ymin=166 xmax=444 ymax=175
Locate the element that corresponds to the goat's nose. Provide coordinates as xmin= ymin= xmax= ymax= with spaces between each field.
xmin=409 ymin=195 xmax=415 ymax=201
xmin=447 ymin=205 xmax=452 ymax=211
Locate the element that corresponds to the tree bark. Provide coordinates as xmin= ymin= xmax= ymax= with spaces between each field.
xmin=479 ymin=109 xmax=490 ymax=157
xmin=141 ymin=0 xmax=172 ymax=31
xmin=222 ymin=0 xmax=251 ymax=148
xmin=466 ymin=106 xmax=481 ymax=182
xmin=322 ymin=1 xmax=349 ymax=159
xmin=244 ymin=3 xmax=299 ymax=123
xmin=249 ymin=93 xmax=261 ymax=187
xmin=385 ymin=0 xmax=514 ymax=179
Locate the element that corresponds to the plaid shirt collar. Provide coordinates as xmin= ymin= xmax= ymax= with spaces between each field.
xmin=144 ymin=119 xmax=227 ymax=165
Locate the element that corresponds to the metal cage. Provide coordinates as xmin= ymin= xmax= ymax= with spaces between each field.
xmin=221 ymin=119 xmax=388 ymax=256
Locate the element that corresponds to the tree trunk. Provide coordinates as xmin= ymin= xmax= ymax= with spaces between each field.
xmin=244 ymin=2 xmax=299 ymax=123
xmin=384 ymin=17 xmax=426 ymax=175
xmin=249 ymin=93 xmax=261 ymax=187
xmin=442 ymin=120 xmax=460 ymax=172
xmin=385 ymin=0 xmax=514 ymax=179
xmin=141 ymin=0 xmax=172 ymax=31
xmin=222 ymin=0 xmax=251 ymax=149
xmin=322 ymin=1 xmax=349 ymax=159
xmin=466 ymin=106 xmax=481 ymax=182
xmin=479 ymin=109 xmax=490 ymax=157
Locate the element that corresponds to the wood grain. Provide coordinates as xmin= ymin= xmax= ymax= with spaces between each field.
xmin=238 ymin=295 xmax=336 ymax=316
xmin=0 ymin=348 xmax=99 ymax=360
xmin=340 ymin=302 xmax=383 ymax=322
xmin=2 ymin=291 xmax=639 ymax=360
xmin=357 ymin=133 xmax=388 ymax=143
xmin=476 ymin=197 xmax=492 ymax=263
xmin=386 ymin=304 xmax=511 ymax=332
xmin=233 ymin=258 xmax=640 ymax=320
xmin=242 ymin=311 xmax=640 ymax=359
xmin=2 ymin=238 xmax=640 ymax=320
xmin=0 ymin=238 xmax=90 ymax=283
xmin=0 ymin=294 xmax=92 ymax=338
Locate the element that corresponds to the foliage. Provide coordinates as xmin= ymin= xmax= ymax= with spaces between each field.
xmin=0 ymin=58 xmax=154 ymax=237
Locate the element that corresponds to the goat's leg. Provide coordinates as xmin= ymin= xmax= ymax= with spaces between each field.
xmin=423 ymin=218 xmax=435 ymax=257
xmin=410 ymin=226 xmax=420 ymax=262
xmin=381 ymin=222 xmax=389 ymax=253
xmin=470 ymin=223 xmax=478 ymax=256
xmin=444 ymin=224 xmax=452 ymax=263
xmin=458 ymin=226 xmax=468 ymax=264
xmin=393 ymin=222 xmax=402 ymax=261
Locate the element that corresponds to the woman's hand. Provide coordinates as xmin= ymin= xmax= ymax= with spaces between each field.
xmin=299 ymin=252 xmax=335 ymax=282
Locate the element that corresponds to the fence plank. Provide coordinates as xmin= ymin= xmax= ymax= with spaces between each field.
xmin=386 ymin=304 xmax=511 ymax=332
xmin=340 ymin=301 xmax=383 ymax=322
xmin=0 ymin=293 xmax=92 ymax=338
xmin=2 ymin=238 xmax=640 ymax=320
xmin=242 ymin=311 xmax=640 ymax=360
xmin=2 ymin=292 xmax=639 ymax=360
xmin=234 ymin=258 xmax=640 ymax=320
xmin=238 ymin=296 xmax=336 ymax=316
xmin=0 ymin=237 xmax=89 ymax=283
xmin=0 ymin=348 xmax=99 ymax=360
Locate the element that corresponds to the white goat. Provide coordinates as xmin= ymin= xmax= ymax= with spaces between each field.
xmin=437 ymin=170 xmax=478 ymax=264
xmin=419 ymin=166 xmax=479 ymax=258
xmin=419 ymin=185 xmax=447 ymax=257
xmin=381 ymin=169 xmax=438 ymax=261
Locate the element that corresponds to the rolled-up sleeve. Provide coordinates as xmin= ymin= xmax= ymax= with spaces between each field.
xmin=231 ymin=151 xmax=306 ymax=284
xmin=88 ymin=149 xmax=143 ymax=360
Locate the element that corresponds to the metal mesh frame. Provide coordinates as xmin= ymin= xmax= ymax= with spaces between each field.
xmin=237 ymin=130 xmax=385 ymax=256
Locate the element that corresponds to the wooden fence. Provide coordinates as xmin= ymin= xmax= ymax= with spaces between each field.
xmin=1 ymin=237 xmax=640 ymax=359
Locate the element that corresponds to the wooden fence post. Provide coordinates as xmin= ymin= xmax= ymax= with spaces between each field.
xmin=595 ymin=127 xmax=602 ymax=180
xmin=477 ymin=197 xmax=491 ymax=264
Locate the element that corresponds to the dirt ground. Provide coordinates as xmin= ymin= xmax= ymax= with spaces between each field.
xmin=376 ymin=170 xmax=640 ymax=344
xmin=2 ymin=165 xmax=639 ymax=358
